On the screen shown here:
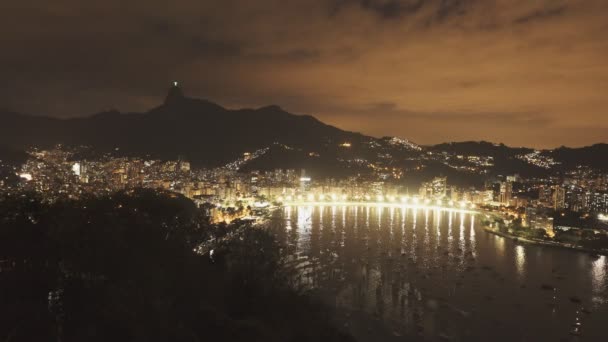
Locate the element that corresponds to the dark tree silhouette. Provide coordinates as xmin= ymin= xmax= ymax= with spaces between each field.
xmin=0 ymin=189 xmax=352 ymax=342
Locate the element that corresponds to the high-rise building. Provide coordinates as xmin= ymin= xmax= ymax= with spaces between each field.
xmin=420 ymin=177 xmax=447 ymax=199
xmin=565 ymin=185 xmax=585 ymax=212
xmin=299 ymin=169 xmax=311 ymax=193
xmin=179 ymin=160 xmax=190 ymax=172
xmin=450 ymin=186 xmax=459 ymax=202
xmin=499 ymin=181 xmax=512 ymax=205
xmin=538 ymin=185 xmax=553 ymax=207
xmin=506 ymin=174 xmax=521 ymax=183
xmin=431 ymin=177 xmax=447 ymax=198
xmin=419 ymin=183 xmax=431 ymax=198
xmin=553 ymin=186 xmax=566 ymax=210
xmin=588 ymin=191 xmax=608 ymax=213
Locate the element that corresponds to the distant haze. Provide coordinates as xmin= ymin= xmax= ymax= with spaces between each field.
xmin=2 ymin=0 xmax=608 ymax=148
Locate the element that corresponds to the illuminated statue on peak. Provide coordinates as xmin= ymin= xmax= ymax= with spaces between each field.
xmin=164 ymin=81 xmax=185 ymax=105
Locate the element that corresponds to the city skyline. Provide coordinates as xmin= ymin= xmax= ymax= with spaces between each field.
xmin=3 ymin=0 xmax=608 ymax=148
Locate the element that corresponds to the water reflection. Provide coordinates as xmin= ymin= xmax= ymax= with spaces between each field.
xmin=470 ymin=216 xmax=476 ymax=258
xmin=459 ymin=212 xmax=466 ymax=252
xmin=495 ymin=235 xmax=505 ymax=258
xmin=515 ymin=245 xmax=526 ymax=278
xmin=273 ymin=205 xmax=608 ymax=341
xmin=592 ymin=256 xmax=607 ymax=306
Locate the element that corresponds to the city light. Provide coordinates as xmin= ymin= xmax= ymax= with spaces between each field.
xmin=72 ymin=162 xmax=81 ymax=176
xmin=19 ymin=173 xmax=32 ymax=181
xmin=276 ymin=189 xmax=477 ymax=213
xmin=279 ymin=196 xmax=477 ymax=213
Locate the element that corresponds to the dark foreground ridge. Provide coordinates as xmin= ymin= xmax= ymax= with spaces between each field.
xmin=0 ymin=189 xmax=353 ymax=342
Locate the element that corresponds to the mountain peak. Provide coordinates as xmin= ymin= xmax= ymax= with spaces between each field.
xmin=258 ymin=105 xmax=284 ymax=112
xmin=164 ymin=81 xmax=185 ymax=105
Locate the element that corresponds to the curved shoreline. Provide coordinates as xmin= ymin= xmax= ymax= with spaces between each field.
xmin=482 ymin=226 xmax=607 ymax=256
xmin=277 ymin=203 xmax=607 ymax=256
xmin=282 ymin=201 xmax=476 ymax=213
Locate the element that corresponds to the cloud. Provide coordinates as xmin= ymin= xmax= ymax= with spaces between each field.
xmin=374 ymin=0 xmax=424 ymax=18
xmin=0 ymin=0 xmax=607 ymax=147
xmin=513 ymin=5 xmax=567 ymax=24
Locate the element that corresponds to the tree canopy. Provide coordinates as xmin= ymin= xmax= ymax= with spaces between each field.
xmin=0 ymin=189 xmax=352 ymax=342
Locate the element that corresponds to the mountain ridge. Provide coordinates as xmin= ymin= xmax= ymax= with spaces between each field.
xmin=0 ymin=85 xmax=370 ymax=168
xmin=1 ymin=86 xmax=607 ymax=178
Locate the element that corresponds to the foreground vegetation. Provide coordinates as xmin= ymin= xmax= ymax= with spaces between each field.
xmin=0 ymin=189 xmax=353 ymax=342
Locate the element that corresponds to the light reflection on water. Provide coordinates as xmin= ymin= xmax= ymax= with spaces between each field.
xmin=592 ymin=256 xmax=607 ymax=305
xmin=515 ymin=245 xmax=526 ymax=278
xmin=272 ymin=205 xmax=608 ymax=341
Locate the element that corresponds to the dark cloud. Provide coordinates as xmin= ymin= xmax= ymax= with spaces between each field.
xmin=514 ymin=5 xmax=567 ymax=24
xmin=330 ymin=0 xmax=424 ymax=18
xmin=360 ymin=0 xmax=425 ymax=18
xmin=436 ymin=0 xmax=471 ymax=21
xmin=330 ymin=0 xmax=473 ymax=23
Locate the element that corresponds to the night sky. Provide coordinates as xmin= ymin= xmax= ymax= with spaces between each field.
xmin=3 ymin=0 xmax=608 ymax=148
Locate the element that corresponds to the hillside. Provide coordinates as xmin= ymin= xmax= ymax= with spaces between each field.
xmin=0 ymin=85 xmax=369 ymax=167
xmin=1 ymin=86 xmax=607 ymax=183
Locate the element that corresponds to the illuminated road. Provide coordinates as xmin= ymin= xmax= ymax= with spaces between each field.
xmin=280 ymin=200 xmax=477 ymax=214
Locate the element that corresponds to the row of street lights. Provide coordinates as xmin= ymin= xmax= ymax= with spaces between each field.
xmin=276 ymin=194 xmax=476 ymax=210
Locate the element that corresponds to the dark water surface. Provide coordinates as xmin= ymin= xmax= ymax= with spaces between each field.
xmin=269 ymin=205 xmax=608 ymax=341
